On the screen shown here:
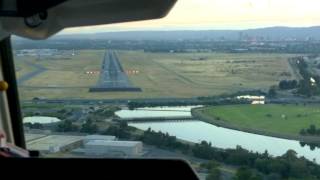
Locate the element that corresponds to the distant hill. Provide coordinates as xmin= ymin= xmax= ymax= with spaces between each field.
xmin=17 ymin=26 xmax=320 ymax=41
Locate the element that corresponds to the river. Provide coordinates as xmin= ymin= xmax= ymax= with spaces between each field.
xmin=116 ymin=106 xmax=320 ymax=163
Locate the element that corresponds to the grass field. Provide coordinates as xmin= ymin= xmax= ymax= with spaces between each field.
xmin=15 ymin=57 xmax=37 ymax=78
xmin=199 ymin=104 xmax=320 ymax=136
xmin=15 ymin=50 xmax=297 ymax=100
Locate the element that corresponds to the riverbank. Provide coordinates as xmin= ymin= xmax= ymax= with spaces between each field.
xmin=192 ymin=107 xmax=320 ymax=144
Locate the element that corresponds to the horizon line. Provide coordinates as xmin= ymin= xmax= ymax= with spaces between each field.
xmin=58 ymin=25 xmax=320 ymax=35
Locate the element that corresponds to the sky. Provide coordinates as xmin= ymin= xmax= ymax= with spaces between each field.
xmin=61 ymin=0 xmax=320 ymax=34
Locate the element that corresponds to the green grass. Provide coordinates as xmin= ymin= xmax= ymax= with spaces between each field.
xmin=16 ymin=50 xmax=297 ymax=100
xmin=201 ymin=104 xmax=320 ymax=136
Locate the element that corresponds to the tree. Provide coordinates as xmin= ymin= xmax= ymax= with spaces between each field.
xmin=297 ymin=79 xmax=318 ymax=97
xmin=225 ymin=146 xmax=253 ymax=166
xmin=233 ymin=167 xmax=262 ymax=180
xmin=289 ymin=159 xmax=310 ymax=178
xmin=56 ymin=120 xmax=78 ymax=132
xmin=279 ymin=80 xmax=298 ymax=90
xmin=266 ymin=173 xmax=281 ymax=180
xmin=206 ymin=168 xmax=221 ymax=180
xmin=24 ymin=122 xmax=32 ymax=127
xmin=307 ymin=124 xmax=317 ymax=135
xmin=254 ymin=158 xmax=269 ymax=174
xmin=282 ymin=150 xmax=297 ymax=161
xmin=58 ymin=109 xmax=67 ymax=114
xmin=102 ymin=109 xmax=115 ymax=117
xmin=300 ymin=129 xmax=307 ymax=135
xmin=32 ymin=123 xmax=44 ymax=129
xmin=309 ymin=144 xmax=317 ymax=151
xmin=267 ymin=160 xmax=288 ymax=178
xmin=103 ymin=123 xmax=131 ymax=139
xmin=80 ymin=119 xmax=98 ymax=134
xmin=192 ymin=141 xmax=216 ymax=159
xmin=300 ymin=142 xmax=306 ymax=147
xmin=24 ymin=122 xmax=43 ymax=129
xmin=268 ymin=87 xmax=277 ymax=97
xmin=201 ymin=160 xmax=220 ymax=170
xmin=119 ymin=121 xmax=128 ymax=129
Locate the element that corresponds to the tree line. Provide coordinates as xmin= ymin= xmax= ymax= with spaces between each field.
xmin=300 ymin=124 xmax=320 ymax=136
xmin=293 ymin=57 xmax=320 ymax=96
xmin=103 ymin=124 xmax=320 ymax=180
xmin=158 ymin=133 xmax=320 ymax=179
xmin=55 ymin=119 xmax=98 ymax=134
xmin=277 ymin=57 xmax=320 ymax=97
xmin=278 ymin=80 xmax=298 ymax=90
xmin=128 ymin=98 xmax=251 ymax=110
xmin=300 ymin=142 xmax=320 ymax=151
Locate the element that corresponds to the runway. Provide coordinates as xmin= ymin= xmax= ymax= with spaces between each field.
xmin=90 ymin=50 xmax=141 ymax=92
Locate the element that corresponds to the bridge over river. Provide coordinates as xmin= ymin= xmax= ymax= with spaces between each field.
xmin=114 ymin=116 xmax=194 ymax=123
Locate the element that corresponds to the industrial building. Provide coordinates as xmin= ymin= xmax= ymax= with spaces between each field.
xmin=236 ymin=95 xmax=265 ymax=105
xmin=84 ymin=140 xmax=143 ymax=157
xmin=83 ymin=135 xmax=116 ymax=144
xmin=26 ymin=134 xmax=84 ymax=153
xmin=25 ymin=134 xmax=143 ymax=157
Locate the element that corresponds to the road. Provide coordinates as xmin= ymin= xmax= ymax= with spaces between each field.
xmin=287 ymin=58 xmax=303 ymax=80
xmin=90 ymin=50 xmax=141 ymax=92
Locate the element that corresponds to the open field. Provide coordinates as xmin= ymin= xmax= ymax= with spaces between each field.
xmin=120 ymin=51 xmax=296 ymax=97
xmin=195 ymin=104 xmax=320 ymax=137
xmin=15 ymin=57 xmax=37 ymax=79
xmin=15 ymin=50 xmax=297 ymax=100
